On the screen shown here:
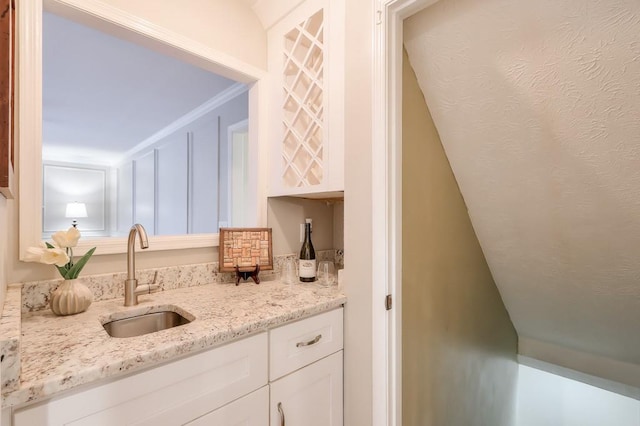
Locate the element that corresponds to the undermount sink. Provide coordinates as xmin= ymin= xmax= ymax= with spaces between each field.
xmin=103 ymin=309 xmax=192 ymax=338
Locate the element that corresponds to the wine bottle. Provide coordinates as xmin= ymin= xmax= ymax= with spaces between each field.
xmin=299 ymin=218 xmax=316 ymax=282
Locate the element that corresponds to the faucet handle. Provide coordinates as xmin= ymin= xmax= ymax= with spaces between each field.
xmin=135 ymin=283 xmax=160 ymax=295
xmin=135 ymin=271 xmax=160 ymax=295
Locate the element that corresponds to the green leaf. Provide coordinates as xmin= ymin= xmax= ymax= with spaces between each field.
xmin=54 ymin=265 xmax=68 ymax=278
xmin=65 ymin=247 xmax=96 ymax=280
xmin=45 ymin=242 xmax=55 ymax=249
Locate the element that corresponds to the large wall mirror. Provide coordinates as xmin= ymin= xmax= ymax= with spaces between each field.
xmin=18 ymin=0 xmax=267 ymax=257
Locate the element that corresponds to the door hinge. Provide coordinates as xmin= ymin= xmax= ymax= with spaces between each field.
xmin=385 ymin=294 xmax=392 ymax=310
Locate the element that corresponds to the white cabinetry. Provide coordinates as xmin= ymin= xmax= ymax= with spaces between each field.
xmin=12 ymin=308 xmax=344 ymax=426
xmin=13 ymin=333 xmax=268 ymax=426
xmin=270 ymin=351 xmax=343 ymax=426
xmin=186 ymin=386 xmax=269 ymax=426
xmin=267 ymin=0 xmax=344 ymax=197
xmin=269 ymin=308 xmax=344 ymax=426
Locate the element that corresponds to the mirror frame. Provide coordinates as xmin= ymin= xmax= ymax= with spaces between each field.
xmin=18 ymin=0 xmax=268 ymax=258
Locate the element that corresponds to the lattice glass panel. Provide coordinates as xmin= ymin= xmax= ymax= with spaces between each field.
xmin=281 ymin=9 xmax=324 ymax=188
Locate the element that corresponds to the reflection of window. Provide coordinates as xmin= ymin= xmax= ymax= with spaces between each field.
xmin=42 ymin=11 xmax=251 ymax=239
xmin=43 ymin=163 xmax=108 ymax=237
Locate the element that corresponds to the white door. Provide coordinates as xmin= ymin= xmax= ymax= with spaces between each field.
xmin=228 ymin=119 xmax=249 ymax=227
xmin=269 ymin=351 xmax=343 ymax=426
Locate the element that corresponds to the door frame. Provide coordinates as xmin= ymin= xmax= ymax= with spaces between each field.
xmin=371 ymin=1 xmax=441 ymax=425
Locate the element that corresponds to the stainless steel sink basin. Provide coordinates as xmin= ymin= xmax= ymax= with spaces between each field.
xmin=103 ymin=310 xmax=192 ymax=338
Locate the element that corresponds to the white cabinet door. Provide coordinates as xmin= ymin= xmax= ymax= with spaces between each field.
xmin=267 ymin=0 xmax=344 ymax=197
xmin=14 ymin=333 xmax=268 ymax=426
xmin=186 ymin=386 xmax=269 ymax=426
xmin=270 ymin=351 xmax=343 ymax=426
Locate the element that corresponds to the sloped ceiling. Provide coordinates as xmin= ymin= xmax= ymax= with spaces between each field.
xmin=404 ymin=0 xmax=640 ymax=387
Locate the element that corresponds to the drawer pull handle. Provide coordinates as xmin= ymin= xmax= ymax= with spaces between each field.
xmin=296 ymin=334 xmax=322 ymax=347
xmin=278 ymin=402 xmax=286 ymax=426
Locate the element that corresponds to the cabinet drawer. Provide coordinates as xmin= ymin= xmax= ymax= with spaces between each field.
xmin=186 ymin=386 xmax=268 ymax=426
xmin=269 ymin=308 xmax=343 ymax=380
xmin=14 ymin=333 xmax=268 ymax=426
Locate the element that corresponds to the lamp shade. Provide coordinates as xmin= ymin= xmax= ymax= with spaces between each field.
xmin=65 ymin=202 xmax=88 ymax=218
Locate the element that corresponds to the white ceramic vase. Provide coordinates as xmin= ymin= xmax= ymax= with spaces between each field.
xmin=50 ymin=278 xmax=93 ymax=316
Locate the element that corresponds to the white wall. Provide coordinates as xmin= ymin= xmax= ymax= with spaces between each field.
xmin=116 ymin=162 xmax=133 ymax=235
xmin=343 ymin=0 xmax=374 ymax=424
xmin=402 ymin=48 xmax=518 ymax=425
xmin=517 ymin=365 xmax=640 ymax=426
xmin=81 ymin=0 xmax=266 ymax=72
xmin=116 ymin=93 xmax=249 ymax=237
xmin=267 ymin=197 xmax=336 ymax=255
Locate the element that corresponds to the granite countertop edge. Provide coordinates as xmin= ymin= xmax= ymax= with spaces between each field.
xmin=1 ymin=281 xmax=346 ymax=409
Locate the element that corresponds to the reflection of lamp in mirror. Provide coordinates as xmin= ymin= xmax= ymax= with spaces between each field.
xmin=65 ymin=202 xmax=88 ymax=228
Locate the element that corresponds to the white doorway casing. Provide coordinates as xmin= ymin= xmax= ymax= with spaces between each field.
xmin=371 ymin=1 xmax=442 ymax=425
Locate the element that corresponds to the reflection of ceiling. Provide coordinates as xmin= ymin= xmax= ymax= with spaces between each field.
xmin=42 ymin=12 xmax=239 ymax=165
xmin=405 ymin=0 xmax=640 ymax=391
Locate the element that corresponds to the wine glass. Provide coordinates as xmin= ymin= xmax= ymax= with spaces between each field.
xmin=281 ymin=258 xmax=298 ymax=285
xmin=317 ymin=261 xmax=336 ymax=286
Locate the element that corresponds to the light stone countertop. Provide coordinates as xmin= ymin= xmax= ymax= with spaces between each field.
xmin=2 ymin=280 xmax=345 ymax=408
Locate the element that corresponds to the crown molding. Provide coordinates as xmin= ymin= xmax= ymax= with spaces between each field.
xmin=115 ymin=82 xmax=248 ymax=165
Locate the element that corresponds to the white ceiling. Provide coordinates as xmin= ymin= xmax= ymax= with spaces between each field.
xmin=42 ymin=12 xmax=239 ymax=165
xmin=405 ymin=0 xmax=640 ymax=385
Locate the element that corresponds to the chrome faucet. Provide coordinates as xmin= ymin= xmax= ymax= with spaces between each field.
xmin=124 ymin=224 xmax=159 ymax=306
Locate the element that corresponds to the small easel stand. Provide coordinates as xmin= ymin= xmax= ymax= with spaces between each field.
xmin=235 ymin=265 xmax=260 ymax=286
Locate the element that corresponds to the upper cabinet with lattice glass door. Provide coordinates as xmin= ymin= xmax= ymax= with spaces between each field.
xmin=267 ymin=0 xmax=344 ymax=197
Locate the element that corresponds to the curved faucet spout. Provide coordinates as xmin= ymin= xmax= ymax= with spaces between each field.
xmin=125 ymin=224 xmax=153 ymax=306
xmin=130 ymin=223 xmax=149 ymax=250
xmin=127 ymin=224 xmax=149 ymax=281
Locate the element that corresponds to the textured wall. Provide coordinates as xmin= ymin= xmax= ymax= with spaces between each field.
xmin=404 ymin=0 xmax=640 ymax=372
xmin=402 ymin=49 xmax=518 ymax=426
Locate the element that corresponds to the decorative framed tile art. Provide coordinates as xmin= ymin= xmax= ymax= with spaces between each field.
xmin=219 ymin=228 xmax=273 ymax=272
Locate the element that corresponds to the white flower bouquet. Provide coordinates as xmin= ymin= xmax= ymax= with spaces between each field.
xmin=26 ymin=227 xmax=96 ymax=279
